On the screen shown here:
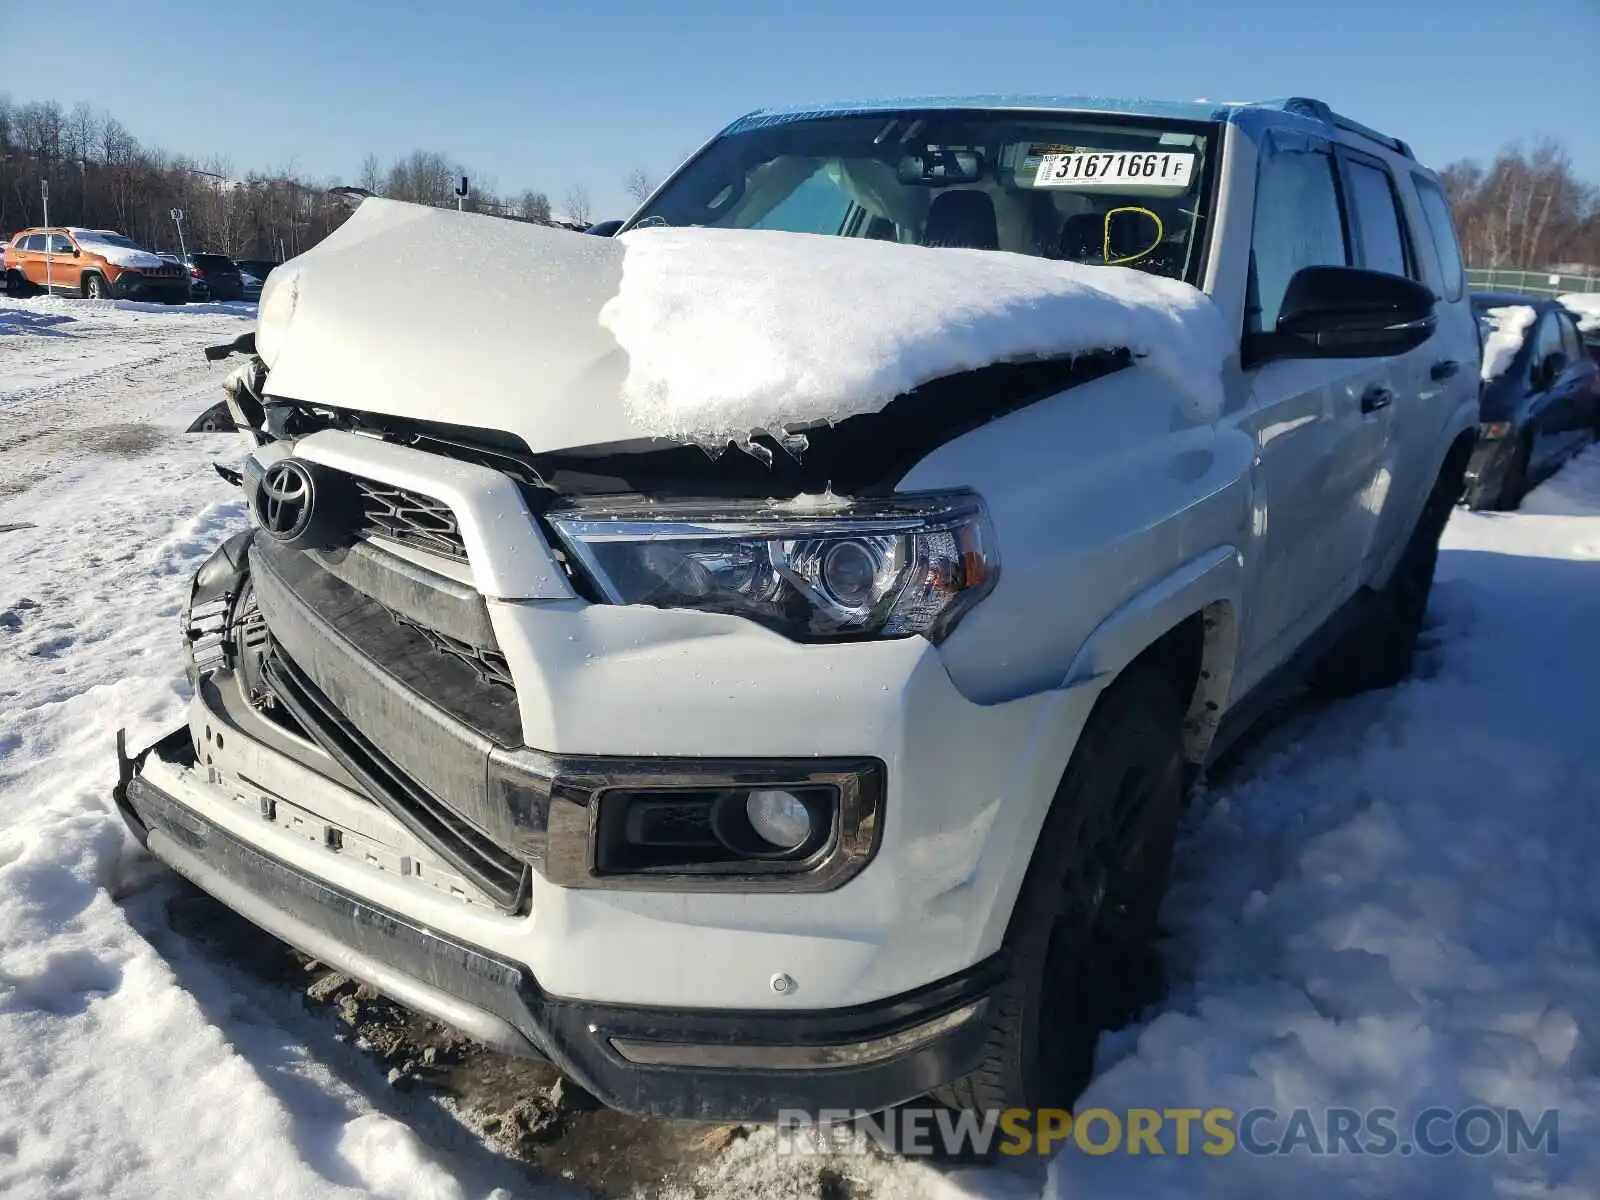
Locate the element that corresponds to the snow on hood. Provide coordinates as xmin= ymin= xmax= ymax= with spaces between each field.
xmin=71 ymin=233 xmax=165 ymax=270
xmin=1479 ymin=304 xmax=1537 ymax=382
xmin=599 ymin=227 xmax=1231 ymax=444
xmin=1559 ymin=292 xmax=1600 ymax=334
xmin=258 ymin=199 xmax=1229 ymax=457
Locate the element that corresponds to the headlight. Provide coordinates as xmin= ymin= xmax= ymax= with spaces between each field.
xmin=547 ymin=490 xmax=997 ymax=642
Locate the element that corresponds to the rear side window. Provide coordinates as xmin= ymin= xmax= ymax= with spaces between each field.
xmin=1411 ymin=176 xmax=1465 ymax=302
xmin=20 ymin=234 xmax=44 ymax=251
xmin=1558 ymin=313 xmax=1582 ymax=362
xmin=1249 ymin=147 xmax=1349 ymax=333
xmin=1532 ymin=314 xmax=1565 ymax=373
xmin=1344 ymin=159 xmax=1411 ymax=278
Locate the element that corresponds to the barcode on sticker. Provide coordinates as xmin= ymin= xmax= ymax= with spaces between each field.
xmin=1033 ymin=151 xmax=1195 ymax=189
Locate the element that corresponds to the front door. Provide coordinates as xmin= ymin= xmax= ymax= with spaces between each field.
xmin=1236 ymin=134 xmax=1393 ymax=687
xmin=45 ymin=232 xmax=82 ymax=294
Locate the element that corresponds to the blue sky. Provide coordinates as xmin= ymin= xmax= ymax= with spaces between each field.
xmin=5 ymin=0 xmax=1598 ymax=217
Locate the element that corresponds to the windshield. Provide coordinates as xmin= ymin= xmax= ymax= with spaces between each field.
xmin=629 ymin=109 xmax=1217 ymax=283
xmin=76 ymin=232 xmax=143 ymax=250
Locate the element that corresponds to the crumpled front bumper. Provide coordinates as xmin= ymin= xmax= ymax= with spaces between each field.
xmin=114 ymin=725 xmax=1000 ymax=1120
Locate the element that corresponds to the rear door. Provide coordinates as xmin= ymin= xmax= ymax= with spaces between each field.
xmin=17 ymin=234 xmax=48 ymax=286
xmin=1329 ymin=146 xmax=1431 ymax=580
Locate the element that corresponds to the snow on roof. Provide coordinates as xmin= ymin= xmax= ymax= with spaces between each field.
xmin=1479 ymin=304 xmax=1538 ymax=381
xmin=1559 ymin=292 xmax=1600 ymax=334
xmin=598 ymin=227 xmax=1231 ymax=446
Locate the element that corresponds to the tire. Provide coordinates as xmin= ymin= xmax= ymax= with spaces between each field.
xmin=1495 ymin=430 xmax=1533 ymax=512
xmin=1310 ymin=468 xmax=1457 ymax=697
xmin=83 ymin=273 xmax=110 ymax=301
xmin=4 ymin=269 xmax=32 ymax=298
xmin=937 ymin=663 xmax=1185 ymax=1113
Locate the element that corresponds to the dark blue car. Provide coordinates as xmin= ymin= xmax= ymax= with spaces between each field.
xmin=1464 ymin=292 xmax=1600 ymax=510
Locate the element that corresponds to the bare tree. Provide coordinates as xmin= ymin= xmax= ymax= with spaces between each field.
xmin=564 ymin=184 xmax=593 ymax=226
xmin=624 ymin=167 xmax=655 ymax=206
xmin=519 ymin=190 xmax=552 ymax=224
xmin=358 ymin=153 xmax=383 ymax=195
xmin=1440 ymin=139 xmax=1598 ymax=269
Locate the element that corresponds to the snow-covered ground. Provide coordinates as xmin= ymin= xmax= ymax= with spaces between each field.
xmin=4 ymin=293 xmax=1600 ymax=1198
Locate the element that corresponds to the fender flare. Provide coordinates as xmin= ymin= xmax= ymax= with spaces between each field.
xmin=1061 ymin=544 xmax=1243 ymax=762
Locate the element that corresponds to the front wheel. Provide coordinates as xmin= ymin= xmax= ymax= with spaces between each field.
xmin=937 ymin=663 xmax=1185 ymax=1113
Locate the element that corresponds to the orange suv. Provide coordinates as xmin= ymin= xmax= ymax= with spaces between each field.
xmin=3 ymin=227 xmax=190 ymax=303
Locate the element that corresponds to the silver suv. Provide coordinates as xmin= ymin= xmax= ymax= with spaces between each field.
xmin=117 ymin=94 xmax=1480 ymax=1120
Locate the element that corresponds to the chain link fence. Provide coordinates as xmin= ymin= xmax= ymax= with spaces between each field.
xmin=1466 ymin=268 xmax=1600 ymax=298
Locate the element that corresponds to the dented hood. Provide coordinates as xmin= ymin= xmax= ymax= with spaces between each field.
xmin=257 ymin=198 xmax=647 ymax=453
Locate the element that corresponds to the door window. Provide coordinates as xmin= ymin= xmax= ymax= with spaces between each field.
xmin=1249 ymin=146 xmax=1349 ymax=333
xmin=1345 ymin=159 xmax=1412 ymax=278
xmin=1412 ymin=175 xmax=1465 ymax=300
xmin=46 ymin=233 xmax=75 ymax=254
xmin=1532 ymin=314 xmax=1565 ymax=385
xmin=1557 ymin=312 xmax=1582 ymax=362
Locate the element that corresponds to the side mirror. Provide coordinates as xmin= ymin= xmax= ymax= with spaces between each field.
xmin=585 ymin=219 xmax=624 ymax=237
xmin=1248 ymin=266 xmax=1437 ymax=365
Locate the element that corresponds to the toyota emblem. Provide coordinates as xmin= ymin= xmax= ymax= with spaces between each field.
xmin=254 ymin=460 xmax=315 ymax=543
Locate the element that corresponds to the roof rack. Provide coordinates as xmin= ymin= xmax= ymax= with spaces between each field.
xmin=1274 ymin=97 xmax=1414 ymax=159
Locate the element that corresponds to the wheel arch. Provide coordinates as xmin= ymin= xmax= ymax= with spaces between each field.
xmin=1060 ymin=545 xmax=1242 ymax=765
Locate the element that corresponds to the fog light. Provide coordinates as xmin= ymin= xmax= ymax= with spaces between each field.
xmin=745 ymin=789 xmax=812 ymax=850
xmin=1480 ymin=421 xmax=1512 ymax=440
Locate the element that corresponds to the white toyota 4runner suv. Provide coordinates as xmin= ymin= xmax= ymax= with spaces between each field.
xmin=117 ymin=95 xmax=1480 ymax=1120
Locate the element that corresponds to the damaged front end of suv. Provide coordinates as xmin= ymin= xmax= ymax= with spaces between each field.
xmin=114 ymin=98 xmax=1274 ymax=1120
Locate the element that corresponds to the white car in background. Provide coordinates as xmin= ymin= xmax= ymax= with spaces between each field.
xmin=117 ymin=94 xmax=1479 ymax=1121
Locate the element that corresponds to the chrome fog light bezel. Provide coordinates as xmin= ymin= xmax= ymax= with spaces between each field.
xmin=488 ymin=750 xmax=885 ymax=893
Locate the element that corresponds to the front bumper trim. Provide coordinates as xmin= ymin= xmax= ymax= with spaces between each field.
xmin=609 ymin=999 xmax=986 ymax=1071
xmin=115 ymin=726 xmax=1001 ymax=1119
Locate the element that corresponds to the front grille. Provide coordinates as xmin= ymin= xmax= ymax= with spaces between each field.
xmin=390 ymin=610 xmax=515 ymax=691
xmin=355 ymin=479 xmax=468 ymax=563
xmin=263 ymin=644 xmax=530 ymax=912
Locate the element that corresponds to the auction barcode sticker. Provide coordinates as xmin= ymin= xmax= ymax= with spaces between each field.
xmin=1033 ymin=151 xmax=1196 ymax=189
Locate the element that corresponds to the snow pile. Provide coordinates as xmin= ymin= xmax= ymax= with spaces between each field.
xmin=1040 ymin=447 xmax=1600 ymax=1199
xmin=0 ymin=296 xmax=529 ymax=1199
xmin=1479 ymin=304 xmax=1537 ymax=381
xmin=598 ymin=226 xmax=1232 ymax=445
xmin=69 ymin=231 xmax=166 ymax=270
xmin=1558 ymin=291 xmax=1600 ymax=334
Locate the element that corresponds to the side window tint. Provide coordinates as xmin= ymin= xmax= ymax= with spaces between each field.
xmin=1558 ymin=313 xmax=1582 ymax=362
xmin=1533 ymin=314 xmax=1565 ymax=376
xmin=47 ymin=234 xmax=75 ymax=254
xmin=20 ymin=234 xmax=43 ymax=251
xmin=1412 ymin=176 xmax=1465 ymax=301
xmin=1345 ymin=160 xmax=1410 ymax=278
xmin=1250 ymin=147 xmax=1349 ymax=333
